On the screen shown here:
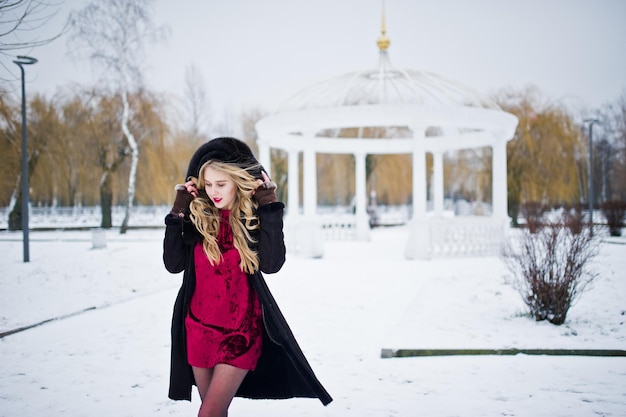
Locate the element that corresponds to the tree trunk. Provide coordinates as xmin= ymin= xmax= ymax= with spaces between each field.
xmin=100 ymin=171 xmax=113 ymax=229
xmin=8 ymin=152 xmax=40 ymax=231
xmin=119 ymin=91 xmax=138 ymax=235
xmin=508 ymin=193 xmax=520 ymax=227
xmin=8 ymin=187 xmax=23 ymax=231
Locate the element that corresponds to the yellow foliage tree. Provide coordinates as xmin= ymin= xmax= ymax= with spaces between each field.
xmin=495 ymin=87 xmax=585 ymax=225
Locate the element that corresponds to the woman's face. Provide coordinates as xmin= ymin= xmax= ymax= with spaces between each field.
xmin=203 ymin=165 xmax=237 ymax=210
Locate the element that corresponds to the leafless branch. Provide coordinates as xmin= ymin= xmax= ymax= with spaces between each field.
xmin=0 ymin=0 xmax=70 ymax=82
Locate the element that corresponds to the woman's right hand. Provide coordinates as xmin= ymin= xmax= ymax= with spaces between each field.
xmin=171 ymin=180 xmax=198 ymax=218
xmin=179 ymin=180 xmax=199 ymax=197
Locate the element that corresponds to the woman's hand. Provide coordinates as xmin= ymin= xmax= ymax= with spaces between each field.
xmin=170 ymin=180 xmax=198 ymax=218
xmin=180 ymin=180 xmax=199 ymax=197
xmin=252 ymin=171 xmax=278 ymax=205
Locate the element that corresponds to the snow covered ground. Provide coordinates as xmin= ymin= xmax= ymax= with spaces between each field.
xmin=0 ymin=225 xmax=624 ymax=416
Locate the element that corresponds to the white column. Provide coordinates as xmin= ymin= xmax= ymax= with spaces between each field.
xmin=258 ymin=142 xmax=271 ymax=177
xmin=405 ymin=126 xmax=430 ymax=259
xmin=354 ymin=151 xmax=370 ymax=240
xmin=296 ymin=144 xmax=324 ymax=258
xmin=489 ymin=137 xmax=510 ymax=252
xmin=303 ymin=147 xmax=317 ymax=216
xmin=492 ymin=139 xmax=508 ymax=220
xmin=433 ymin=150 xmax=444 ymax=216
xmin=287 ymin=149 xmax=299 ymax=216
xmin=412 ymin=131 xmax=427 ymax=219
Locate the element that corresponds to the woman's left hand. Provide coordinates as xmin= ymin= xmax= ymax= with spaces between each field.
xmin=255 ymin=171 xmax=277 ymax=190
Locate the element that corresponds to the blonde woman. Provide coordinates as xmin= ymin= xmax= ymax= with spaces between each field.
xmin=163 ymin=137 xmax=332 ymax=417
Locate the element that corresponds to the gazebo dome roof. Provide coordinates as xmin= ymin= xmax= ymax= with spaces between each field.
xmin=278 ymin=51 xmax=500 ymax=113
xmin=258 ymin=17 xmax=517 ymax=153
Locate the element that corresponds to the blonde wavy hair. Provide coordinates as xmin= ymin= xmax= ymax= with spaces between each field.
xmin=188 ymin=160 xmax=261 ymax=274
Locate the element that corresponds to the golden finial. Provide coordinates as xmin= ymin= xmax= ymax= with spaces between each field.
xmin=377 ymin=0 xmax=390 ymax=51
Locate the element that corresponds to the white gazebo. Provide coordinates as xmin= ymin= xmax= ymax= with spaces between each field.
xmin=255 ymin=19 xmax=518 ymax=259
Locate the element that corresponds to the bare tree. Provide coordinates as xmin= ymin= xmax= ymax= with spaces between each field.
xmin=211 ymin=107 xmax=239 ymax=138
xmin=598 ymin=90 xmax=626 ymax=201
xmin=183 ymin=63 xmax=211 ymax=138
xmin=67 ymin=0 xmax=168 ymax=233
xmin=0 ymin=0 xmax=69 ymax=81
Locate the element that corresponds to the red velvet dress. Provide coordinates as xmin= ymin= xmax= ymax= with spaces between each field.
xmin=185 ymin=210 xmax=263 ymax=370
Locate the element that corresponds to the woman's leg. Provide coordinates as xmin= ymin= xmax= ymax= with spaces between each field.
xmin=197 ymin=363 xmax=248 ymax=417
xmin=192 ymin=366 xmax=214 ymax=401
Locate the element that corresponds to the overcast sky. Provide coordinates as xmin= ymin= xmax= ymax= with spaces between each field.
xmin=6 ymin=0 xmax=626 ymax=119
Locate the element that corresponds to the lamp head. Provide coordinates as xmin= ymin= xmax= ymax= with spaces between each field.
xmin=13 ymin=55 xmax=38 ymax=66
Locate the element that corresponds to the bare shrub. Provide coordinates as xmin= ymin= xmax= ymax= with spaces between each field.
xmin=600 ymin=200 xmax=626 ymax=237
xmin=561 ymin=204 xmax=585 ymax=235
xmin=502 ymin=220 xmax=600 ymax=325
xmin=520 ymin=201 xmax=547 ymax=233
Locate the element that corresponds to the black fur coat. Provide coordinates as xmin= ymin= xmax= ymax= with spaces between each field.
xmin=162 ymin=202 xmax=332 ymax=406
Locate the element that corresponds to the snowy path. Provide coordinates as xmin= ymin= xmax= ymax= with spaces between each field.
xmin=1 ymin=280 xmax=624 ymax=417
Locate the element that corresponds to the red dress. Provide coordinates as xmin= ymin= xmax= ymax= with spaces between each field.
xmin=185 ymin=210 xmax=263 ymax=370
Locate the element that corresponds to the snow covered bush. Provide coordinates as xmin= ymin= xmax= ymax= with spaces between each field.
xmin=601 ymin=200 xmax=626 ymax=237
xmin=502 ymin=220 xmax=600 ymax=325
xmin=520 ymin=201 xmax=547 ymax=233
xmin=561 ymin=204 xmax=585 ymax=235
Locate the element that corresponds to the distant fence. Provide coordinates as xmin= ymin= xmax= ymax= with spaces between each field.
xmin=0 ymin=206 xmax=169 ymax=230
xmin=428 ymin=217 xmax=506 ymax=257
xmin=320 ymin=215 xmax=358 ymax=240
xmin=316 ymin=205 xmax=411 ymax=240
xmin=0 ymin=204 xmax=411 ymax=234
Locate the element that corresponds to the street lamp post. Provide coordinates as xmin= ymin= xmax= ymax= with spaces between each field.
xmin=583 ymin=118 xmax=600 ymax=233
xmin=13 ymin=55 xmax=38 ymax=263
